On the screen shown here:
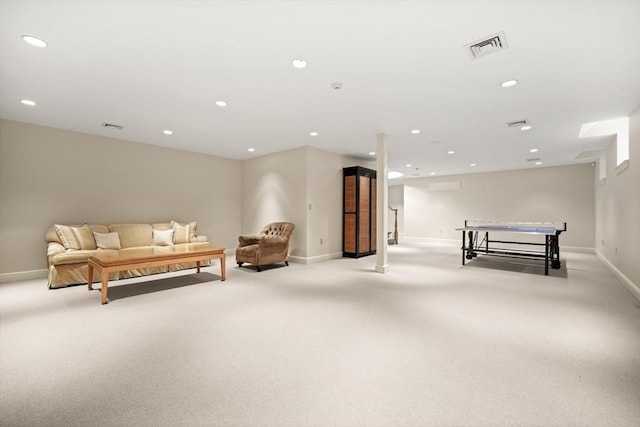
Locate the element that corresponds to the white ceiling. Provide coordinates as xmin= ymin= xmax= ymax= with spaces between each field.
xmin=1 ymin=1 xmax=639 ymax=179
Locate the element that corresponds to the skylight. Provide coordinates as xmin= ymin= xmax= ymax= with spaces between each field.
xmin=579 ymin=117 xmax=629 ymax=166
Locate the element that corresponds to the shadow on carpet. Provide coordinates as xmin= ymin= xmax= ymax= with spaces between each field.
xmin=461 ymin=255 xmax=568 ymax=278
xmin=104 ymin=272 xmax=221 ymax=302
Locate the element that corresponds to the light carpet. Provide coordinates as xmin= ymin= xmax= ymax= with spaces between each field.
xmin=1 ymin=239 xmax=639 ymax=427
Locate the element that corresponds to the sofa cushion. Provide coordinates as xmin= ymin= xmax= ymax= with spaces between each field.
xmin=54 ymin=224 xmax=96 ymax=250
xmin=93 ymin=232 xmax=122 ymax=250
xmin=152 ymin=229 xmax=174 ymax=246
xmin=108 ymin=224 xmax=152 ymax=248
xmin=172 ymin=221 xmax=196 ymax=244
xmin=151 ymin=222 xmax=172 ymax=231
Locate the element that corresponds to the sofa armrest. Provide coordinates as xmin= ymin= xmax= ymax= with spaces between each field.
xmin=47 ymin=242 xmax=66 ymax=258
xmin=191 ymin=235 xmax=208 ymax=243
xmin=238 ymin=234 xmax=260 ymax=247
xmin=259 ymin=236 xmax=289 ymax=247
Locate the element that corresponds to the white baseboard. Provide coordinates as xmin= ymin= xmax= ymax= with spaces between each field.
xmin=561 ymin=246 xmax=595 ymax=253
xmin=0 ymin=269 xmax=48 ymax=284
xmin=596 ymin=250 xmax=640 ymax=301
xmin=289 ymin=251 xmax=342 ymax=265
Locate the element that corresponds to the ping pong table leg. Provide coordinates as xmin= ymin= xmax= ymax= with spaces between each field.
xmin=485 ymin=232 xmax=489 ymax=254
xmin=544 ymin=235 xmax=549 ymax=275
xmin=462 ymin=230 xmax=478 ymax=259
xmin=550 ymin=234 xmax=561 ymax=269
xmin=462 ymin=230 xmax=466 ymax=265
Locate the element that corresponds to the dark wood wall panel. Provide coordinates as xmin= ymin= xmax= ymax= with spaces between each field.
xmin=371 ymin=178 xmax=376 ymax=248
xmin=358 ymin=175 xmax=370 ymax=253
xmin=344 ymin=176 xmax=356 ymax=213
xmin=344 ymin=214 xmax=356 ymax=253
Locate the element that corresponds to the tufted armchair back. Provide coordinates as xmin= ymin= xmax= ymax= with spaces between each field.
xmin=260 ymin=222 xmax=295 ymax=238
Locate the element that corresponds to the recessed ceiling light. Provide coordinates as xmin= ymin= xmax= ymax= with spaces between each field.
xmin=215 ymin=101 xmax=227 ymax=107
xmin=19 ymin=99 xmax=36 ymax=106
xmin=535 ymin=161 xmax=542 ymax=165
xmin=411 ymin=129 xmax=421 ymax=134
xmin=309 ymin=132 xmax=318 ymax=136
xmin=470 ymin=163 xmax=477 ymax=167
xmin=248 ymin=148 xmax=255 ymax=152
xmin=292 ymin=59 xmax=308 ymax=69
xmin=388 ymin=171 xmax=404 ymax=179
xmin=530 ymin=148 xmax=539 ymax=153
xmin=21 ymin=35 xmax=47 ymax=48
xmin=430 ymin=172 xmax=436 ymax=176
xmin=521 ymin=125 xmax=532 ymax=131
xmin=163 ymin=130 xmax=173 ymax=135
xmin=447 ymin=150 xmax=455 ymax=155
xmin=369 ymin=152 xmax=376 ymax=156
xmin=405 ymin=164 xmax=412 ymax=168
xmin=501 ymin=79 xmax=518 ymax=88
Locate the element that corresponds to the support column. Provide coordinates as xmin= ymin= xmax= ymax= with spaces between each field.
xmin=375 ymin=133 xmax=389 ymax=273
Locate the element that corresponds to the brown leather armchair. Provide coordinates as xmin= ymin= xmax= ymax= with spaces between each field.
xmin=236 ymin=222 xmax=295 ymax=271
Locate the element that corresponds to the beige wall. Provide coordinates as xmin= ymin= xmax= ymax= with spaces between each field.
xmin=306 ymin=147 xmax=345 ymax=258
xmin=388 ymin=184 xmax=404 ymax=236
xmin=595 ymin=106 xmax=640 ymax=291
xmin=0 ymin=120 xmax=242 ymax=275
xmin=241 ymin=146 xmax=374 ymax=261
xmin=241 ymin=147 xmax=309 ymax=259
xmin=404 ymin=164 xmax=595 ymax=248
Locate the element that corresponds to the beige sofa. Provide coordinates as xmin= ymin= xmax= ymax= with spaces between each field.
xmin=46 ymin=221 xmax=209 ymax=288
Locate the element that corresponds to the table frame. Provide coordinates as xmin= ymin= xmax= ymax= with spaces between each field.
xmin=88 ymin=245 xmax=226 ymax=304
xmin=457 ymin=221 xmax=566 ymax=275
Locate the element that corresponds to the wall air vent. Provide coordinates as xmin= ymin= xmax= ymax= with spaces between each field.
xmin=507 ymin=120 xmax=528 ymax=128
xmin=101 ymin=122 xmax=123 ymax=130
xmin=464 ymin=31 xmax=508 ymax=59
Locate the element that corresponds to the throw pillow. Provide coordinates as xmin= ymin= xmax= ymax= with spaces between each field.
xmin=54 ymin=224 xmax=96 ymax=250
xmin=152 ymin=229 xmax=174 ymax=246
xmin=93 ymin=231 xmax=122 ymax=250
xmin=171 ymin=221 xmax=196 ymax=244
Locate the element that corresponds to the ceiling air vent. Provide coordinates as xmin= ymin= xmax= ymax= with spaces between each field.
xmin=507 ymin=119 xmax=528 ymax=128
xmin=101 ymin=122 xmax=123 ymax=130
xmin=526 ymin=158 xmax=541 ymax=162
xmin=464 ymin=31 xmax=508 ymax=59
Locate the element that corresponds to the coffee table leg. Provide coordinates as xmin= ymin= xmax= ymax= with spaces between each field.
xmin=220 ymin=254 xmax=226 ymax=281
xmin=196 ymin=261 xmax=201 ymax=273
xmin=101 ymin=270 xmax=109 ymax=304
xmin=87 ymin=263 xmax=94 ymax=290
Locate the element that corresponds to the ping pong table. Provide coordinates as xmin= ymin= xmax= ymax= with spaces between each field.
xmin=456 ymin=220 xmax=567 ymax=275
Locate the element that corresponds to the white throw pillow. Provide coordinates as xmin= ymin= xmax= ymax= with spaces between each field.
xmin=152 ymin=229 xmax=174 ymax=246
xmin=93 ymin=231 xmax=121 ymax=250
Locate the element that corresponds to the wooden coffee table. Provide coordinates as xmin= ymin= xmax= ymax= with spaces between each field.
xmin=87 ymin=244 xmax=226 ymax=304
